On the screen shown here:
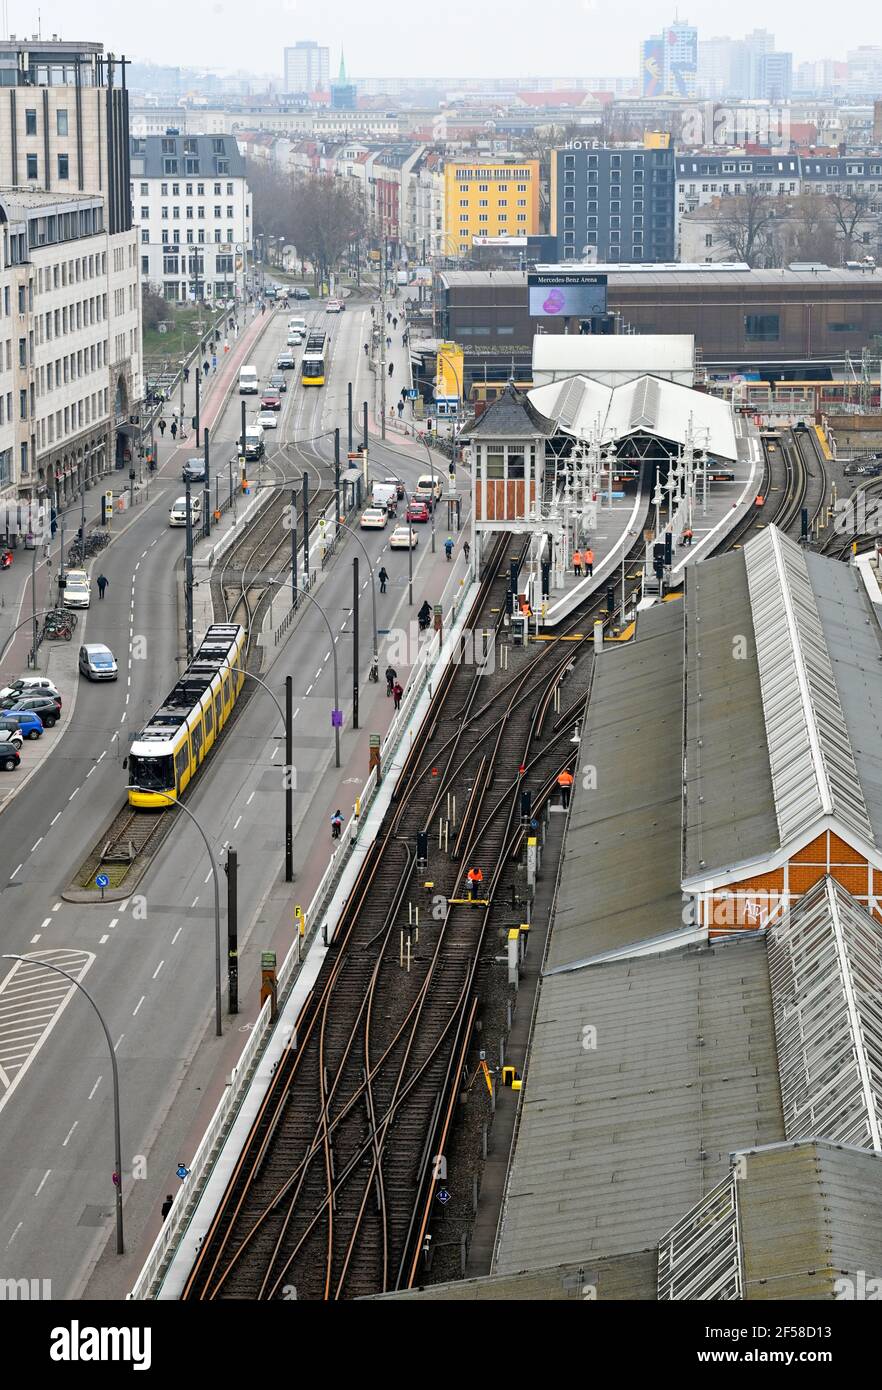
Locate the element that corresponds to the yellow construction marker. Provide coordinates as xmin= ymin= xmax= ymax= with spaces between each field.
xmin=480 ymin=1059 xmax=493 ymax=1096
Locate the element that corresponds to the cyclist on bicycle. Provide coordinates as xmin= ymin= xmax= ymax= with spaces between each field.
xmin=385 ymin=665 xmax=397 ymax=696
xmin=444 ymin=538 xmax=454 ymax=562
xmin=331 ymin=810 xmax=343 ymax=840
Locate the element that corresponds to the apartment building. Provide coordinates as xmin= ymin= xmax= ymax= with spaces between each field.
xmin=0 ymin=38 xmax=141 ymax=507
xmin=130 ymin=134 xmax=251 ymax=301
xmin=444 ymin=159 xmax=540 ymax=257
xmin=552 ymin=145 xmax=676 ymax=263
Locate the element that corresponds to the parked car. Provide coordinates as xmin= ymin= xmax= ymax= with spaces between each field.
xmin=389 ymin=525 xmax=418 ymax=550
xmin=0 ymin=745 xmax=21 ymax=771
xmin=292 ymin=286 xmax=310 ymax=300
xmin=257 ymin=410 xmax=278 ymax=430
xmin=260 ymin=390 xmax=282 ymax=411
xmin=182 ymin=457 xmax=206 ymax=483
xmin=0 ymin=728 xmax=23 ymax=751
xmin=0 ymin=710 xmax=43 ymax=740
xmin=268 ymin=372 xmax=288 ymax=393
xmin=0 ymin=676 xmax=59 ymax=704
xmin=62 ymin=574 xmax=91 ymax=608
xmin=79 ymin=643 xmax=119 ymax=681
xmin=360 ymin=507 xmax=388 ymax=530
xmin=1 ymin=695 xmax=60 ymax=727
xmin=405 ymin=500 xmax=430 ymax=523
xmin=276 ymin=352 xmax=296 ymax=370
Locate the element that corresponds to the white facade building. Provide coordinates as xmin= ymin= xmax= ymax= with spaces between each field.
xmin=283 ymin=43 xmax=329 ymax=95
xmin=130 ymin=134 xmax=251 ymax=303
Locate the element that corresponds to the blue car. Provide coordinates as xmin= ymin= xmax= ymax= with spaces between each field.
xmin=0 ymin=709 xmax=43 ymax=740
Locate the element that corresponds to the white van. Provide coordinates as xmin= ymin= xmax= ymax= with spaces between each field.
xmin=414 ymin=474 xmax=443 ymax=505
xmin=288 ymin=316 xmax=307 ymax=336
xmin=238 ymin=365 xmax=259 ymax=394
xmin=371 ymin=481 xmax=398 ymax=509
xmin=244 ymin=424 xmax=264 ymax=460
xmin=169 ymin=494 xmax=202 ymax=527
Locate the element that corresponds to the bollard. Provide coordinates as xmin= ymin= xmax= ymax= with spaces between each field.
xmin=594 ymin=618 xmax=604 ymax=653
xmin=508 ymin=927 xmax=520 ymax=988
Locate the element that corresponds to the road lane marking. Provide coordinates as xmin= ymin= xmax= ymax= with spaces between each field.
xmin=132 ymin=996 xmax=145 ymax=1016
xmin=88 ymin=1076 xmax=102 ymax=1099
xmin=10 ymin=864 xmax=21 ymax=878
xmin=114 ymin=1035 xmax=124 ymax=1050
xmin=6 ymin=1221 xmax=23 ymax=1247
xmin=68 ymin=788 xmax=79 ymax=801
xmin=62 ymin=1122 xmax=78 ymax=1147
xmin=172 ymin=927 xmax=182 ymax=944
xmin=34 ymin=1170 xmax=51 ymax=1197
xmin=97 ymin=751 xmax=106 ymax=763
xmin=108 ymin=918 xmax=119 ymax=930
xmin=0 ymin=949 xmax=95 ymax=1117
xmin=246 ymin=791 xmax=255 ymax=805
xmin=31 ymin=838 xmax=42 ymax=851
xmin=233 ymin=815 xmax=242 ymax=830
xmin=85 ymin=767 xmax=95 ymax=778
xmin=99 ymin=935 xmax=109 ymax=944
xmin=30 ymin=935 xmax=40 ymax=944
xmin=52 ymin=903 xmax=61 ymax=911
xmin=40 ymin=918 xmax=51 ymax=930
xmin=305 ymin=684 xmax=313 ymax=695
xmin=50 ymin=813 xmax=61 ymax=826
xmin=152 ymin=961 xmax=164 ymax=980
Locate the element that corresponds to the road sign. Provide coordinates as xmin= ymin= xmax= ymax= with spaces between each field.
xmin=437 ymin=1189 xmax=451 ymax=1205
xmin=95 ymin=873 xmax=109 ymax=889
xmin=294 ymin=905 xmax=302 ymax=918
xmin=407 ymin=389 xmax=418 ymax=399
xmin=331 ymin=708 xmax=343 ymax=728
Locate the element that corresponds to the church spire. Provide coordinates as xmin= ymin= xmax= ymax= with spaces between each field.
xmin=338 ymin=50 xmax=347 ymax=83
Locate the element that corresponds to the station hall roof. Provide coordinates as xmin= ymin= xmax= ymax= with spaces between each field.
xmin=531 ymin=333 xmax=695 ymax=386
xmin=528 ymin=373 xmax=738 ymax=460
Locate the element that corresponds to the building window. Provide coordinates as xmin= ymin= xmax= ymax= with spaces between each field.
xmin=141 ymin=229 xmax=149 ymax=244
xmin=26 ymin=153 xmax=38 ymax=180
xmin=57 ymin=109 xmax=69 ymax=137
xmin=58 ymin=154 xmax=69 ymax=180
xmin=25 ymin=108 xmax=37 ymax=135
xmin=141 ymin=255 xmax=149 ymax=276
xmin=745 ymin=314 xmax=779 ymax=342
xmin=705 ymin=233 xmax=713 ymax=247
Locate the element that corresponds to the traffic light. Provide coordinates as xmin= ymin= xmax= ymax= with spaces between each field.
xmin=541 ymin=559 xmax=551 ymax=597
xmin=50 ymin=509 xmax=57 ymax=537
xmin=653 ymin=543 xmax=665 ymax=579
xmin=606 ymin=586 xmax=615 ymax=615
xmin=663 ymin=531 xmax=672 ymax=567
xmin=416 ymin=830 xmax=428 ymax=867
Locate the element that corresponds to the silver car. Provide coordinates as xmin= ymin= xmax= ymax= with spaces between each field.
xmin=79 ymin=643 xmax=119 ymax=681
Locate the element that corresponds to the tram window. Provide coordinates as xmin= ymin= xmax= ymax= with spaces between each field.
xmin=174 ymin=744 xmax=190 ymax=787
xmin=205 ymin=702 xmax=213 ymax=735
xmin=215 ymin=691 xmax=223 ymax=724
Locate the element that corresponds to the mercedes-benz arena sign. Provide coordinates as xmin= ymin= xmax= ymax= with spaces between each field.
xmin=527 ymin=271 xmax=608 ymax=318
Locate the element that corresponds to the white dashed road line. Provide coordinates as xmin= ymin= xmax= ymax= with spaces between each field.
xmin=62 ymin=1122 xmax=77 ymax=1147
xmin=34 ymin=1170 xmax=51 ymax=1197
xmin=152 ymin=961 xmax=164 ymax=980
xmin=132 ymin=996 xmax=145 ymax=1017
xmin=88 ymin=1076 xmax=102 ymax=1100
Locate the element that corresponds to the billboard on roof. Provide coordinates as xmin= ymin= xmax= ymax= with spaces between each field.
xmin=527 ymin=272 xmax=608 ymax=319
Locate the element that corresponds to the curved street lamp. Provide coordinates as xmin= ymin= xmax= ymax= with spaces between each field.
xmin=0 ymin=954 xmax=125 ymax=1253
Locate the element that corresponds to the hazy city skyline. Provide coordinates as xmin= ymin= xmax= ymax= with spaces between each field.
xmin=2 ymin=1 xmax=876 ymax=82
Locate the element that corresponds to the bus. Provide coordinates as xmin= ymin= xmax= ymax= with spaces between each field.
xmin=301 ymin=330 xmax=327 ymax=387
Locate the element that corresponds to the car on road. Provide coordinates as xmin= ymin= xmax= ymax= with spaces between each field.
xmin=60 ymin=572 xmax=90 ymax=608
xmin=0 ymin=710 xmax=43 ymax=740
xmin=384 ymin=476 xmax=406 ymax=500
xmin=360 ymin=507 xmax=388 ymax=530
xmin=326 ymin=298 xmax=344 ymax=313
xmin=257 ymin=410 xmax=278 ymax=430
xmin=286 ymin=331 xmax=302 ymax=346
xmin=0 ymin=744 xmax=21 ymax=771
xmin=79 ymin=643 xmax=119 ymax=681
xmin=1 ymin=694 xmax=60 ymax=727
xmin=276 ymin=352 xmax=296 ymax=370
xmin=182 ymin=457 xmax=205 ymax=483
xmin=405 ymin=500 xmax=430 ymax=523
xmin=268 ymin=372 xmax=287 ymax=392
xmin=292 ymin=286 xmax=310 ymax=300
xmin=0 ymin=676 xmax=59 ymax=704
xmin=0 ymin=728 xmax=23 ymax=751
xmin=389 ymin=525 xmax=418 ymax=550
xmin=260 ymin=390 xmax=282 ymax=411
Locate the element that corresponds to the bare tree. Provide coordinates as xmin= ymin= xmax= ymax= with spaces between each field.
xmin=828 ymin=191 xmax=877 ymax=261
xmin=289 ymin=176 xmax=366 ymax=288
xmin=784 ymin=193 xmax=839 ymax=264
xmin=716 ymin=187 xmax=779 ymax=266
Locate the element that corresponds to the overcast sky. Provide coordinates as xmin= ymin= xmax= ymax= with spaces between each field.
xmin=7 ymin=1 xmax=873 ymax=79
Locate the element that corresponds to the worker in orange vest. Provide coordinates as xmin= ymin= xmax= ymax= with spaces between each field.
xmin=572 ymin=549 xmax=583 ymax=576
xmin=584 ymin=548 xmax=594 ymax=577
xmin=466 ymin=866 xmax=483 ymax=900
xmin=557 ymin=768 xmax=574 ymax=809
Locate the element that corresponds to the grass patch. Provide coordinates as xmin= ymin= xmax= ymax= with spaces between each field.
xmin=142 ymin=305 xmax=224 ymax=363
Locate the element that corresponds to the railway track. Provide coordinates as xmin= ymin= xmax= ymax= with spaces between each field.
xmin=180 ymin=526 xmax=643 ymax=1301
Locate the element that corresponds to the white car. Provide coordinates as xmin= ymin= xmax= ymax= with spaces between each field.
xmin=389 ymin=525 xmax=418 ymax=550
xmin=287 ymin=331 xmax=302 ymax=346
xmin=63 ymin=575 xmax=91 ymax=608
xmin=0 ymin=676 xmax=60 ymax=703
xmin=257 ymin=410 xmax=278 ymax=429
xmin=360 ymin=507 xmax=388 ymax=530
xmin=326 ymin=298 xmax=343 ymax=313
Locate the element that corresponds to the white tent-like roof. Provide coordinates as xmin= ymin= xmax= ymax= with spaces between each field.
xmin=531 ymin=334 xmax=695 ymax=387
xmin=528 ymin=373 xmax=738 ymax=461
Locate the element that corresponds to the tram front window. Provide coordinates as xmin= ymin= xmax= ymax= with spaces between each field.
xmin=129 ymin=754 xmax=173 ymax=792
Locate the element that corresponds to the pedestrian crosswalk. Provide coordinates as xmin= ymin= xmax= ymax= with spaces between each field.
xmin=0 ymin=948 xmax=95 ymax=1114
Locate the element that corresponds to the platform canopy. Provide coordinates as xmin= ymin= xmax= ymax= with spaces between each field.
xmin=528 ymin=373 xmax=738 ymax=461
xmin=531 ymin=334 xmax=695 ymax=387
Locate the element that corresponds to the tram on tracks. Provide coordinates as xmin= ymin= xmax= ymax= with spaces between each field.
xmin=126 ymin=623 xmax=246 ymax=808
xmin=301 ymin=330 xmax=327 ymax=387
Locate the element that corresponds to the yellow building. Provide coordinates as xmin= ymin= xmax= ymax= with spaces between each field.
xmin=443 ymin=159 xmax=540 ymax=254
xmin=643 ymin=131 xmax=672 ymax=149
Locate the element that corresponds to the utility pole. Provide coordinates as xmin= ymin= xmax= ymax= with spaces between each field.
xmin=334 ymin=428 xmax=341 ymax=532
xmin=362 ymin=400 xmax=368 ymax=452
xmin=353 ymin=556 xmax=359 ymax=730
xmin=225 ymin=847 xmax=238 ymax=1014
xmin=347 ymin=380 xmax=353 ymax=454
xmin=203 ymin=426 xmax=211 ymax=538
xmin=291 ymin=490 xmax=298 ymax=609
xmin=195 ymin=365 xmax=201 ymax=448
xmin=380 ymin=273 xmax=387 ymax=441
xmin=184 ymin=478 xmax=194 ymax=662
xmin=302 ymin=473 xmax=310 ymax=586
xmin=285 ymin=674 xmax=294 ymax=882
xmin=30 ymin=544 xmax=38 ymax=667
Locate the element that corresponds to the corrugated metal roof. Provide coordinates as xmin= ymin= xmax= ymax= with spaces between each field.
xmin=531 ymin=334 xmax=695 ymax=376
xmin=547 ymin=601 xmax=686 ymax=969
xmin=768 ymin=877 xmax=882 ymax=1150
xmin=744 ymin=527 xmax=873 ymax=849
xmin=366 ymin=1252 xmax=657 ymax=1300
xmin=440 ymin=268 xmax=882 ymax=290
xmin=494 ymin=935 xmax=784 ymax=1274
xmin=683 ymin=552 xmax=778 ymax=882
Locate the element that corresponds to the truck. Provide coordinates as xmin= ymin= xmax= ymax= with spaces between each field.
xmin=238 ymin=365 xmax=259 ymax=394
xmin=396 ymin=270 xmax=410 ymax=286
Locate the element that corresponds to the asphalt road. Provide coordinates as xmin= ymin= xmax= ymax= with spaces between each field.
xmin=0 ymin=293 xmax=467 ymax=1297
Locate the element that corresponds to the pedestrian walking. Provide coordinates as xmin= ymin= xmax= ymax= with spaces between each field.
xmin=573 ymin=549 xmax=583 ymax=577
xmin=388 ymin=362 xmax=394 ymax=377
xmin=397 ymin=400 xmax=404 ymax=418
xmin=385 ymin=665 xmax=397 ymax=696
xmin=378 ymin=565 xmax=389 ymax=594
xmin=331 ymin=810 xmax=343 ymax=840
xmin=158 ymin=417 xmax=166 ymax=437
xmin=161 ymin=1195 xmax=174 ymax=1222
xmin=170 ymin=421 xmax=178 ymax=441
xmin=183 ymin=367 xmax=190 ymax=384
xmin=211 ymin=354 xmax=218 ymax=375
xmin=386 ymin=335 xmax=392 ymax=349
xmin=585 ymin=547 xmax=594 ymax=577
xmin=371 ymin=305 xmax=375 ymax=319
xmin=202 ymin=360 xmax=209 ymax=378
xmin=466 ymin=866 xmax=484 ymax=901
xmin=463 ymin=540 xmax=470 ymax=563
xmin=392 ymin=316 xmax=398 ymax=330
xmin=387 ymin=311 xmax=392 ymax=324
xmin=96 ymin=573 xmax=108 ymax=599
xmin=683 ymin=527 xmax=694 ymax=547
xmin=557 ymin=768 xmax=574 ymax=809
xmin=392 ymin=680 xmax=403 ymax=711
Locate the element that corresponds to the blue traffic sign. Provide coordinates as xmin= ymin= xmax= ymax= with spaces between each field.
xmin=406 ymin=389 xmax=419 ymax=399
xmin=437 ymin=1189 xmax=452 ymax=1205
xmin=95 ymin=873 xmax=110 ymax=889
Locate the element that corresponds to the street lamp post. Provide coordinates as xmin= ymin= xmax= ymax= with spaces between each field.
xmin=0 ymin=954 xmax=125 ymax=1253
xmin=267 ymin=580 xmax=342 ymax=768
xmin=329 ymin=519 xmax=380 ymax=675
xmin=226 ymin=666 xmax=294 ymax=883
xmin=124 ymin=787 xmax=224 ymax=1036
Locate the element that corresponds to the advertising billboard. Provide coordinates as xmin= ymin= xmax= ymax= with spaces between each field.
xmin=436 ymin=342 xmax=464 ymax=400
xmin=642 ymin=37 xmax=664 ymax=97
xmin=527 ymin=272 xmax=608 ymax=319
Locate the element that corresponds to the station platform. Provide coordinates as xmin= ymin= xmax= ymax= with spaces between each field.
xmin=539 ymin=414 xmax=763 ymax=626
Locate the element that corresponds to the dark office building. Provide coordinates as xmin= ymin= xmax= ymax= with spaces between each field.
xmin=551 ymin=146 xmax=676 ymax=263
